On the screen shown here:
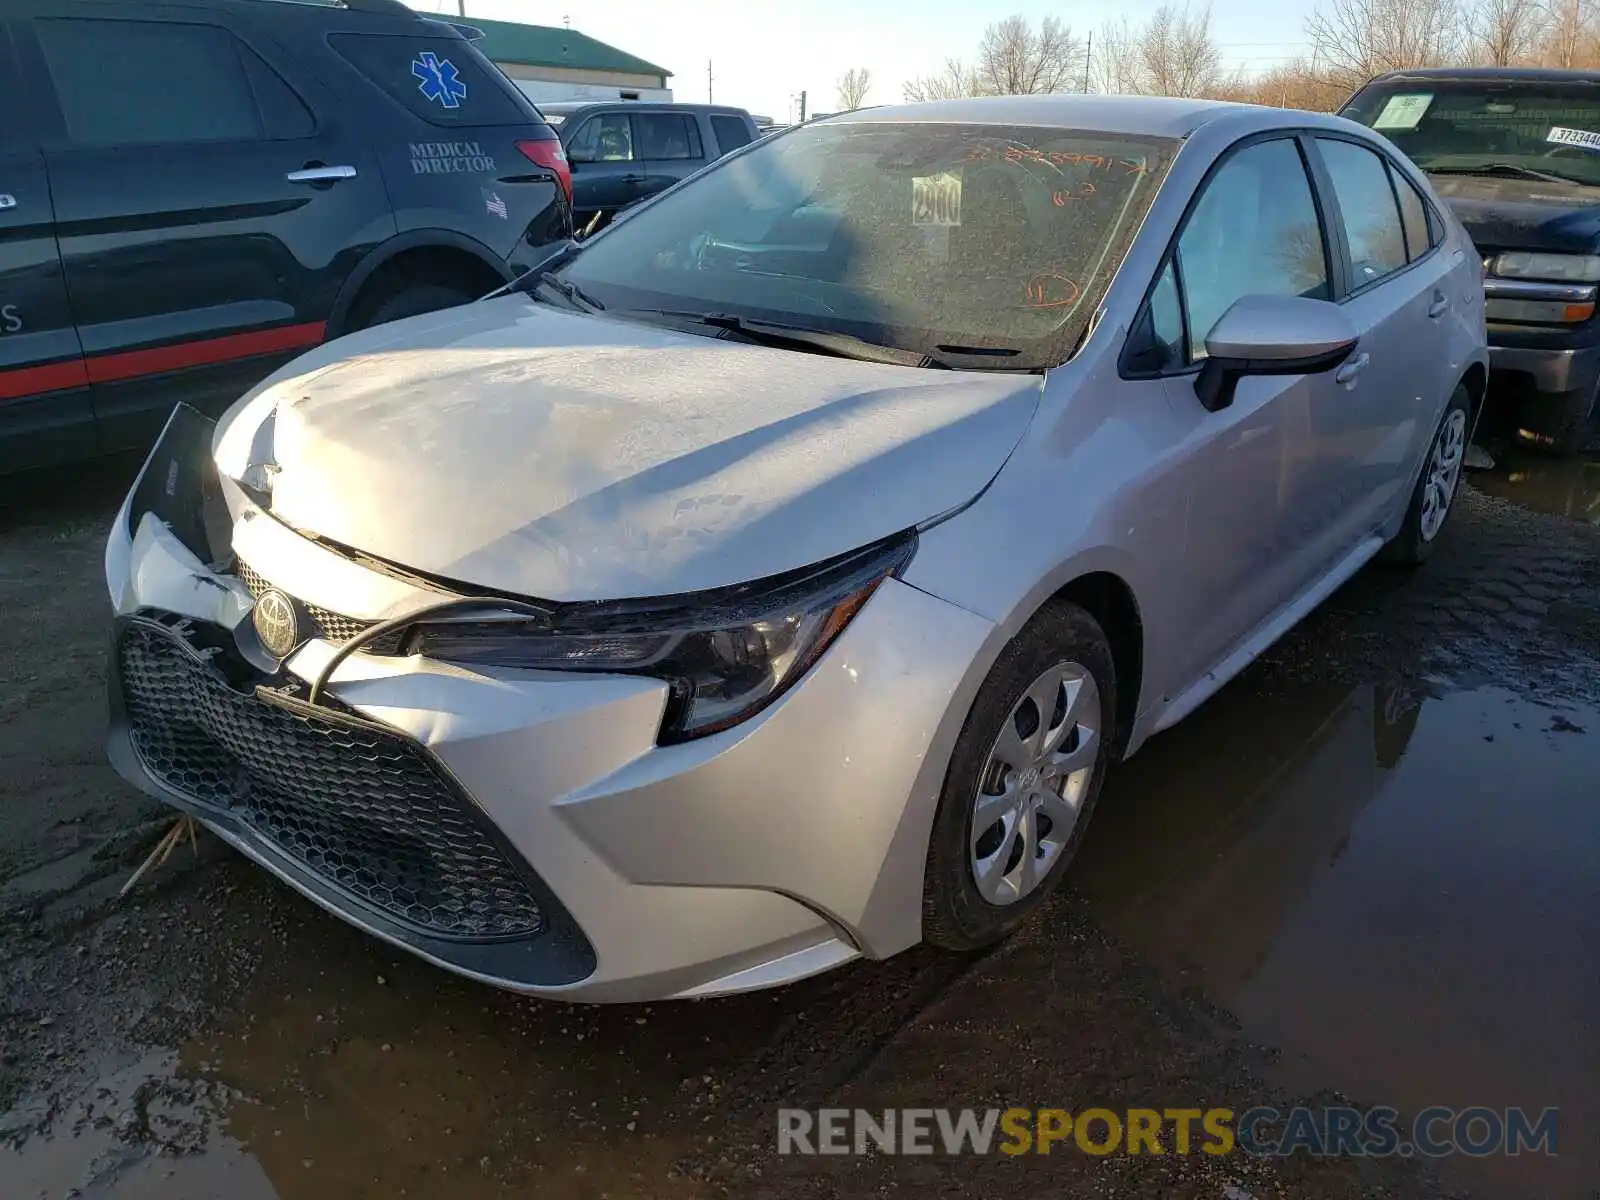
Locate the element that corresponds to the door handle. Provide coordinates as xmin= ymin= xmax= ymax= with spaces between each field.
xmin=286 ymin=164 xmax=357 ymax=184
xmin=1335 ymin=352 xmax=1370 ymax=385
xmin=1427 ymin=292 xmax=1450 ymax=318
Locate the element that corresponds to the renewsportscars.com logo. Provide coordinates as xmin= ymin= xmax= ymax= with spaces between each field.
xmin=777 ymin=1105 xmax=1559 ymax=1159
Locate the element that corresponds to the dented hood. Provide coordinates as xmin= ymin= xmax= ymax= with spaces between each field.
xmin=222 ymin=295 xmax=1041 ymax=601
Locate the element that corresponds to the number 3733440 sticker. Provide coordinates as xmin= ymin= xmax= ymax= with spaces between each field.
xmin=913 ymin=171 xmax=963 ymax=226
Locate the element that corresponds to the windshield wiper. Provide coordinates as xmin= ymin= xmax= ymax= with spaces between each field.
xmin=627 ymin=309 xmax=946 ymax=367
xmin=1429 ymin=163 xmax=1588 ymax=185
xmin=532 ymin=271 xmax=605 ymax=312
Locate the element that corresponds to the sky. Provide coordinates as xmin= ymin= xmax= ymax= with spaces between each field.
xmin=404 ymin=0 xmax=1320 ymax=123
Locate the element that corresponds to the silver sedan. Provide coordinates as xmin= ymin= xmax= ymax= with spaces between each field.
xmin=105 ymin=96 xmax=1488 ymax=1001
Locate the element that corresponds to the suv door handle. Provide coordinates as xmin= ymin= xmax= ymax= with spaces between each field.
xmin=286 ymin=164 xmax=357 ymax=184
xmin=1427 ymin=291 xmax=1450 ymax=318
xmin=1335 ymin=352 xmax=1370 ymax=385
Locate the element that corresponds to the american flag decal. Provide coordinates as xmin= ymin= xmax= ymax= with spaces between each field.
xmin=483 ymin=190 xmax=508 ymax=219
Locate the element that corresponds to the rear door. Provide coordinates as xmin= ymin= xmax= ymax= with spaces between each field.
xmin=634 ymin=111 xmax=709 ymax=198
xmin=0 ymin=14 xmax=91 ymax=473
xmin=22 ymin=1 xmax=392 ymax=454
xmin=1306 ymin=134 xmax=1450 ymax=551
xmin=564 ymin=110 xmax=644 ymax=220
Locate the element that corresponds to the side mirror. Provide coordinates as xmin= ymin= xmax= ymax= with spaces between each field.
xmin=1195 ymin=295 xmax=1358 ymax=413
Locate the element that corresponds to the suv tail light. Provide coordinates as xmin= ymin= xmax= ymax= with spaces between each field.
xmin=517 ymin=138 xmax=572 ymax=206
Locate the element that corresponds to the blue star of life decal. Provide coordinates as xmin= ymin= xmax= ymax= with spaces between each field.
xmin=413 ymin=51 xmax=467 ymax=109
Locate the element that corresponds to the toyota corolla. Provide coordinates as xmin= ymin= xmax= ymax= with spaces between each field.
xmin=104 ymin=97 xmax=1487 ymax=1002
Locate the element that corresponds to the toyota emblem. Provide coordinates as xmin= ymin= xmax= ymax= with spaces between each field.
xmin=252 ymin=589 xmax=301 ymax=659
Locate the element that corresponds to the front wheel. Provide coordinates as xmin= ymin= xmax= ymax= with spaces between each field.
xmin=922 ymin=602 xmax=1118 ymax=951
xmin=1380 ymin=384 xmax=1471 ymax=567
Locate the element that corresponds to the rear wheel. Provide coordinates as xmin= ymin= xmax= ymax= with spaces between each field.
xmin=353 ymin=283 xmax=476 ymax=331
xmin=1381 ymin=384 xmax=1471 ymax=566
xmin=922 ymin=602 xmax=1117 ymax=951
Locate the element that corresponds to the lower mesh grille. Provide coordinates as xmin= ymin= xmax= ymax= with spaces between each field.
xmin=117 ymin=617 xmax=545 ymax=940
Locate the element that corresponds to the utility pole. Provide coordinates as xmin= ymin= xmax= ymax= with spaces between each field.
xmin=707 ymin=60 xmax=713 ymax=103
xmin=456 ymin=0 xmax=465 ymax=16
xmin=799 ymin=89 xmax=807 ymax=122
xmin=1082 ymin=31 xmax=1092 ymax=93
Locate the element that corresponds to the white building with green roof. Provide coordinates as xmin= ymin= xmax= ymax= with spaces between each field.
xmin=461 ymin=17 xmax=673 ymax=104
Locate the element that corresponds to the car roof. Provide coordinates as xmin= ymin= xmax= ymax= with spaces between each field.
xmin=822 ymin=94 xmax=1292 ymax=138
xmin=1364 ymin=66 xmax=1600 ymax=85
xmin=541 ymin=101 xmax=752 ymax=117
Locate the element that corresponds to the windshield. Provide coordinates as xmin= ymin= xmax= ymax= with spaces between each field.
xmin=552 ymin=121 xmax=1175 ymax=368
xmin=1342 ymin=81 xmax=1600 ymax=186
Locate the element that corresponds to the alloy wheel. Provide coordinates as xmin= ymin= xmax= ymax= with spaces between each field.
xmin=968 ymin=660 xmax=1101 ymax=906
xmin=1420 ymin=407 xmax=1468 ymax=542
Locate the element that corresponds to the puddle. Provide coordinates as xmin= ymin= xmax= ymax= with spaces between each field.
xmin=1473 ymin=450 xmax=1600 ymax=523
xmin=1077 ymin=680 xmax=1600 ymax=1198
xmin=0 ymin=898 xmax=812 ymax=1199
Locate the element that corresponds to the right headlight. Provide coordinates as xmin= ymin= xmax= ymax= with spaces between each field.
xmin=410 ymin=534 xmax=917 ymax=742
xmin=1492 ymin=251 xmax=1600 ymax=282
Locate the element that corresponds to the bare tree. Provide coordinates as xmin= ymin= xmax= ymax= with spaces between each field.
xmin=1138 ymin=5 xmax=1226 ymax=96
xmin=1537 ymin=0 xmax=1599 ymax=66
xmin=903 ymin=57 xmax=982 ymax=101
xmin=976 ymin=14 xmax=1085 ymax=94
xmin=837 ymin=67 xmax=873 ymax=110
xmin=1305 ymin=0 xmax=1466 ymax=92
xmin=1469 ymin=0 xmax=1547 ymax=62
xmin=1091 ymin=18 xmax=1146 ymax=93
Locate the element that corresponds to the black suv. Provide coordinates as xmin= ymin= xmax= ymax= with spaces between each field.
xmin=0 ymin=0 xmax=572 ymax=474
xmin=539 ymin=102 xmax=758 ymax=232
xmin=1343 ymin=68 xmax=1600 ymax=454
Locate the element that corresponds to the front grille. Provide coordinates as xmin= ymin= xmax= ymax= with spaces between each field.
xmin=235 ymin=560 xmax=405 ymax=654
xmin=117 ymin=617 xmax=545 ymax=940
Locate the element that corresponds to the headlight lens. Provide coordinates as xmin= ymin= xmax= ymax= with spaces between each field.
xmin=1492 ymin=251 xmax=1600 ymax=282
xmin=411 ymin=535 xmax=917 ymax=742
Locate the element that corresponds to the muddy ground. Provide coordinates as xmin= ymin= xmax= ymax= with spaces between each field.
xmin=1 ymin=449 xmax=1597 ymax=1200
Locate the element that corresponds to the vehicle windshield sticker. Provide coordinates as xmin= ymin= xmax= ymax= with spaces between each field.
xmin=1372 ymin=94 xmax=1433 ymax=130
xmin=912 ymin=171 xmax=962 ymax=226
xmin=1547 ymin=125 xmax=1600 ymax=152
xmin=413 ymin=52 xmax=467 ymax=109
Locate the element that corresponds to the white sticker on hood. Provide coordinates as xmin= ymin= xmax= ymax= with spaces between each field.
xmin=912 ymin=171 xmax=962 ymax=226
xmin=1372 ymin=93 xmax=1432 ymax=130
xmin=1547 ymin=125 xmax=1600 ymax=151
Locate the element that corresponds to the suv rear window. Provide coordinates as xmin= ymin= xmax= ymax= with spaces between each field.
xmin=329 ymin=33 xmax=539 ymax=127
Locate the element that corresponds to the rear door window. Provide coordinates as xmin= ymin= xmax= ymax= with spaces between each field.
xmin=710 ymin=115 xmax=753 ymax=154
xmin=329 ymin=33 xmax=537 ymax=127
xmin=635 ymin=113 xmax=704 ymax=161
xmin=1315 ymin=138 xmax=1409 ymax=289
xmin=36 ymin=18 xmax=263 ymax=146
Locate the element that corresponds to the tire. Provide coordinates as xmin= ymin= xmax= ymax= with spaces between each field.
xmin=922 ymin=601 xmax=1118 ymax=951
xmin=354 ymin=283 xmax=476 ymax=331
xmin=1529 ymin=383 xmax=1598 ymax=457
xmin=1380 ymin=384 xmax=1472 ymax=567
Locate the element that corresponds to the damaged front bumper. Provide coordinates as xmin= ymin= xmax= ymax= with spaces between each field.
xmin=104 ymin=407 xmax=994 ymax=1001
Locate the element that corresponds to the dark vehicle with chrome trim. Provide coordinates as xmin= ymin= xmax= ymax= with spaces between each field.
xmin=0 ymin=0 xmax=571 ymax=475
xmin=1342 ymin=66 xmax=1600 ymax=454
xmin=538 ymin=101 xmax=759 ymax=234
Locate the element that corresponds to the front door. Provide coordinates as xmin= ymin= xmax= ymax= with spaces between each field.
xmin=0 ymin=20 xmax=88 ymax=472
xmin=1160 ymin=136 xmax=1342 ymax=689
xmin=19 ymin=2 xmax=393 ymax=454
xmin=565 ymin=112 xmax=643 ymax=222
